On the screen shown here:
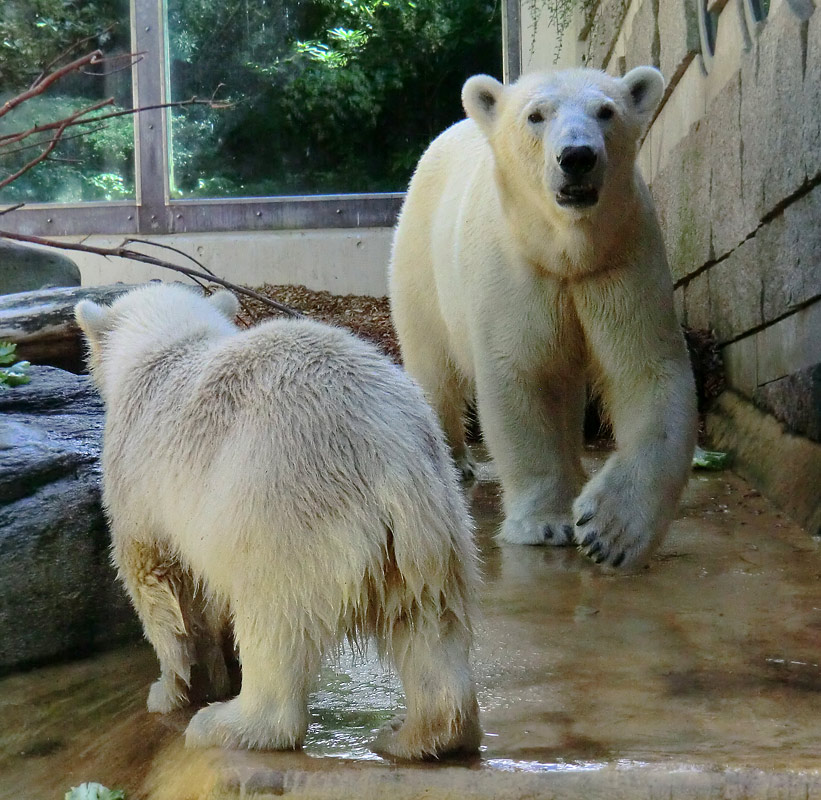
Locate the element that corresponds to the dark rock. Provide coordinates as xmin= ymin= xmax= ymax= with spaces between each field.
xmin=0 ymin=283 xmax=132 ymax=373
xmin=0 ymin=366 xmax=139 ymax=673
xmin=0 ymin=241 xmax=81 ymax=294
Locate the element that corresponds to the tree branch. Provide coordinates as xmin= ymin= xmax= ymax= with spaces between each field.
xmin=1 ymin=51 xmax=104 ymax=119
xmin=0 ymin=96 xmax=230 ymax=147
xmin=0 ymin=98 xmax=115 ymax=189
xmin=0 ymin=230 xmax=303 ymax=319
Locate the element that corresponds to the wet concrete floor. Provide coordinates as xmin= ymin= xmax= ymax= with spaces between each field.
xmin=1 ymin=447 xmax=820 ymax=799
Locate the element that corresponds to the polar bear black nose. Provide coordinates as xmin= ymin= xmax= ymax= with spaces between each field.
xmin=557 ymin=146 xmax=597 ymax=177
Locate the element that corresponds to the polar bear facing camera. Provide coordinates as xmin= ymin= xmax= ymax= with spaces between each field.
xmin=390 ymin=67 xmax=697 ymax=568
xmin=75 ymin=283 xmax=481 ymax=759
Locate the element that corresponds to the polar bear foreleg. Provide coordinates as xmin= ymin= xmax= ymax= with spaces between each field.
xmin=374 ymin=609 xmax=481 ymax=760
xmin=478 ymin=364 xmax=587 ymax=546
xmin=573 ymin=360 xmax=696 ymax=568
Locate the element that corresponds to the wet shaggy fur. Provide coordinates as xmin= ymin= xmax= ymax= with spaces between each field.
xmin=75 ymin=283 xmax=481 ymax=759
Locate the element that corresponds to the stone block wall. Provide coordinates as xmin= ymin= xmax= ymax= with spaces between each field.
xmin=521 ymin=0 xmax=820 ymax=532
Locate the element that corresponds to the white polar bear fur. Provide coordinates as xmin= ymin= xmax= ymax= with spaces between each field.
xmin=390 ymin=67 xmax=697 ymax=568
xmin=74 ymin=283 xmax=481 ymax=759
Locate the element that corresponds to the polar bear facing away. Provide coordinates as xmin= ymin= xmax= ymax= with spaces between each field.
xmin=390 ymin=67 xmax=697 ymax=568
xmin=75 ymin=283 xmax=480 ymax=759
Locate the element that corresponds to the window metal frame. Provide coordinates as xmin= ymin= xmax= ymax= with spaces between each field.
xmin=3 ymin=0 xmax=521 ymax=237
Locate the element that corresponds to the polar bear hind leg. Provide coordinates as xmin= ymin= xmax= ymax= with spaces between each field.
xmin=374 ymin=608 xmax=481 ymax=760
xmin=185 ymin=602 xmax=321 ymax=750
xmin=115 ymin=535 xmax=204 ymax=713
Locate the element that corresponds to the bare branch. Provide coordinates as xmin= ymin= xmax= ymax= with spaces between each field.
xmin=0 ymin=98 xmax=114 ymax=188
xmin=123 ymin=238 xmax=219 ymax=278
xmin=0 ymin=125 xmax=106 ymax=158
xmin=0 ymin=203 xmax=25 ymax=216
xmin=0 ymin=96 xmax=230 ymax=147
xmin=80 ymin=51 xmax=146 ymax=77
xmin=29 ymin=24 xmax=117 ymax=90
xmin=1 ymin=51 xmax=104 ymax=119
xmin=0 ymin=97 xmax=114 ymax=148
xmin=0 ymin=230 xmax=303 ymax=319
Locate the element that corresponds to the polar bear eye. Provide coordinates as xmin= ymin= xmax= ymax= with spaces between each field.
xmin=597 ymin=105 xmax=615 ymax=121
xmin=527 ymin=110 xmax=545 ymax=124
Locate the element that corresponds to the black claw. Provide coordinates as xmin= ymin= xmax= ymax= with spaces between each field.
xmin=544 ymin=525 xmax=554 ymax=541
xmin=587 ymin=541 xmax=602 ymax=558
xmin=612 ymin=551 xmax=626 ymax=568
xmin=576 ymin=511 xmax=595 ymax=527
xmin=581 ymin=531 xmax=597 ymax=548
xmin=562 ymin=524 xmax=574 ymax=543
xmin=593 ymin=549 xmax=608 ymax=564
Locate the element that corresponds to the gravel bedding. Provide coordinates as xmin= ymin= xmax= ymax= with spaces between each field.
xmin=234 ymin=283 xmax=400 ymax=363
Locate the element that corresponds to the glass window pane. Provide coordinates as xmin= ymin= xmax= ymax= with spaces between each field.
xmin=166 ymin=0 xmax=502 ymax=198
xmin=0 ymin=0 xmax=135 ymax=204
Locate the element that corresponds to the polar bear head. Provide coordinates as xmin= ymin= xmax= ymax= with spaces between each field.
xmin=75 ymin=284 xmax=239 ymax=391
xmin=462 ymin=67 xmax=664 ymax=218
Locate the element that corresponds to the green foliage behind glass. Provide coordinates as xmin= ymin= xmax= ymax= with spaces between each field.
xmin=0 ymin=0 xmax=134 ymax=203
xmin=167 ymin=0 xmax=503 ymax=196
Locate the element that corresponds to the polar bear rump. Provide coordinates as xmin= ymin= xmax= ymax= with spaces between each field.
xmin=75 ymin=283 xmax=481 ymax=760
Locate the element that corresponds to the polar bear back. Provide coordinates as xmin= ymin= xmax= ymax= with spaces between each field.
xmin=100 ymin=308 xmax=469 ymax=621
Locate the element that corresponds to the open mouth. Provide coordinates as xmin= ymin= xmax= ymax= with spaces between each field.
xmin=556 ymin=185 xmax=599 ymax=208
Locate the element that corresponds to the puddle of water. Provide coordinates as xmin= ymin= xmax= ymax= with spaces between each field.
xmin=305 ymin=650 xmax=401 ymax=760
xmin=2 ymin=449 xmax=821 ymax=799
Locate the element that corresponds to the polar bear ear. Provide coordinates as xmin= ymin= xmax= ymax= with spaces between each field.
xmin=462 ymin=74 xmax=505 ymax=135
xmin=622 ymin=66 xmax=665 ymax=128
xmin=208 ymin=289 xmax=240 ymax=320
xmin=74 ymin=299 xmax=111 ymax=343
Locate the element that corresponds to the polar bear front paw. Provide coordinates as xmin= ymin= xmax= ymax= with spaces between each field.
xmin=498 ymin=514 xmax=575 ymax=546
xmin=572 ymin=481 xmax=658 ymax=568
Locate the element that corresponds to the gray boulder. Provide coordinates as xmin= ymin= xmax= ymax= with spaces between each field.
xmin=0 ymin=366 xmax=139 ymax=672
xmin=0 ymin=283 xmax=132 ymax=373
xmin=0 ymin=240 xmax=81 ymax=294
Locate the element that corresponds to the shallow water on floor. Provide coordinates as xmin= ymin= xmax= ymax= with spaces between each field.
xmin=1 ymin=449 xmax=820 ymax=799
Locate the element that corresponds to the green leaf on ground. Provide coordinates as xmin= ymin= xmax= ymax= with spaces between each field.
xmin=693 ymin=446 xmax=730 ymax=470
xmin=65 ymin=783 xmax=126 ymax=800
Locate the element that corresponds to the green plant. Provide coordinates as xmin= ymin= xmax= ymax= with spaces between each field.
xmin=0 ymin=341 xmax=31 ymax=388
xmin=524 ymin=0 xmax=598 ymax=63
xmin=64 ymin=783 xmax=125 ymax=800
xmin=166 ymin=0 xmax=503 ymax=197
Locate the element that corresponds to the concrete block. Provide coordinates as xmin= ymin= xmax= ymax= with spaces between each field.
xmin=683 ymin=270 xmax=711 ymax=331
xmin=673 ymin=285 xmax=685 ymax=324
xmin=764 ymin=184 xmax=821 ymax=321
xmin=643 ymin=60 xmax=707 ymax=182
xmin=708 ymin=74 xmax=747 ymax=258
xmin=755 ymin=363 xmax=821 ymax=442
xmin=707 ymin=389 xmax=821 ymax=535
xmin=803 ymin=9 xmax=821 ymax=181
xmin=658 ymin=0 xmax=700 ymax=85
xmin=740 ymin=5 xmax=807 ymax=224
xmin=650 ymin=121 xmax=713 ymax=283
xmin=624 ymin=0 xmax=660 ymax=72
xmin=584 ymin=0 xmax=631 ymax=69
xmin=709 ymin=237 xmax=763 ymax=344
xmin=721 ymin=335 xmax=757 ymax=398
xmin=756 ymin=301 xmax=821 ymax=385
